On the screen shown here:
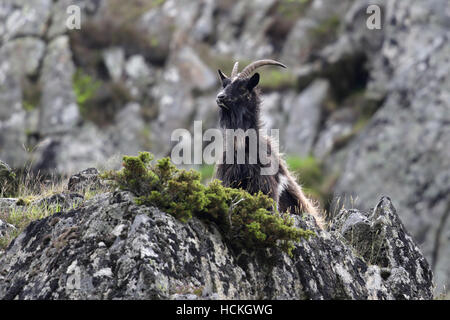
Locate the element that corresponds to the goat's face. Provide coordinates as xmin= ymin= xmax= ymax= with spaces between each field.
xmin=216 ymin=72 xmax=260 ymax=111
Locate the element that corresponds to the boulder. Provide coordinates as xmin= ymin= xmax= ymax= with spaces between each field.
xmin=68 ymin=168 xmax=101 ymax=194
xmin=0 ymin=191 xmax=433 ymax=300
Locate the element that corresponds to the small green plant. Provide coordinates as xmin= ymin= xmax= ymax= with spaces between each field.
xmin=73 ymin=69 xmax=101 ymax=117
xmin=102 ymin=152 xmax=315 ymax=255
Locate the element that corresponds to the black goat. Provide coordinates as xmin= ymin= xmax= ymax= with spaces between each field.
xmin=214 ymin=59 xmax=324 ymax=229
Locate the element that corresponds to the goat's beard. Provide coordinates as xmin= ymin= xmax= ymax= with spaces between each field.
xmin=216 ymin=101 xmax=229 ymax=110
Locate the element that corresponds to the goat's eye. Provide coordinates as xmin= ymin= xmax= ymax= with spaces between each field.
xmin=222 ymin=79 xmax=230 ymax=88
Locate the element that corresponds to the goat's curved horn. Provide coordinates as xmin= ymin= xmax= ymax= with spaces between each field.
xmin=238 ymin=59 xmax=287 ymax=79
xmin=230 ymin=62 xmax=239 ymax=78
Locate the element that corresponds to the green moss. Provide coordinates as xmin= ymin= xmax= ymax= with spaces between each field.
xmin=73 ymin=69 xmax=101 ymax=117
xmin=259 ymin=69 xmax=297 ymax=90
xmin=102 ymin=152 xmax=315 ymax=255
xmin=277 ymin=0 xmax=311 ymax=18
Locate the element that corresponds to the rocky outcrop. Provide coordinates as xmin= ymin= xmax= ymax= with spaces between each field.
xmin=0 ymin=186 xmax=433 ymax=299
xmin=334 ymin=0 xmax=450 ymax=292
xmin=0 ymin=0 xmax=447 ymax=295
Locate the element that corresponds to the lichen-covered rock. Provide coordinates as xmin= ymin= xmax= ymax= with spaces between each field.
xmin=67 ymin=168 xmax=101 ymax=193
xmin=0 ymin=219 xmax=15 ymax=239
xmin=32 ymin=193 xmax=84 ymax=211
xmin=0 ymin=191 xmax=433 ymax=300
xmin=330 ymin=197 xmax=433 ymax=299
xmin=335 ymin=0 xmax=450 ymax=292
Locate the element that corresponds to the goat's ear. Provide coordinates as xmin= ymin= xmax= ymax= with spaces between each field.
xmin=246 ymin=73 xmax=260 ymax=91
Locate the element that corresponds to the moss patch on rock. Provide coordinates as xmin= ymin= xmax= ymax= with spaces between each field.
xmin=102 ymin=152 xmax=314 ymax=255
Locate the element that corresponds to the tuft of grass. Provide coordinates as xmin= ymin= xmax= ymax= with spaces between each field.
xmin=0 ymin=198 xmax=63 ymax=250
xmin=199 ymin=164 xmax=215 ymax=183
xmin=102 ymin=152 xmax=315 ymax=255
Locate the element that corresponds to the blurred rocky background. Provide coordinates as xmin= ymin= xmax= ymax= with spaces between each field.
xmin=0 ymin=0 xmax=448 ymax=295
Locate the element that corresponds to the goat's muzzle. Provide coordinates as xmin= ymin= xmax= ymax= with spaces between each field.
xmin=216 ymin=93 xmax=228 ymax=109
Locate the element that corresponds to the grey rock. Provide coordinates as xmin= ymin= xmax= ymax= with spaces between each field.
xmin=68 ymin=168 xmax=101 ymax=193
xmin=331 ymin=197 xmax=433 ymax=299
xmin=149 ymin=69 xmax=195 ymax=157
xmin=0 ymin=37 xmax=45 ymax=77
xmin=191 ymin=94 xmax=219 ymax=134
xmin=281 ymin=0 xmax=355 ymax=68
xmin=108 ymin=102 xmax=147 ymax=157
xmin=124 ymin=55 xmax=155 ymax=98
xmin=137 ymin=5 xmax=175 ymax=65
xmin=283 ymin=79 xmax=329 ymax=155
xmin=32 ymin=193 xmax=84 ymax=211
xmin=0 ymin=218 xmax=15 ymax=238
xmin=39 ymin=36 xmax=79 ymax=135
xmin=172 ymin=46 xmax=217 ymax=92
xmin=260 ymin=93 xmax=283 ymax=132
xmin=192 ymin=0 xmax=215 ymax=41
xmin=0 ymin=0 xmax=52 ymax=42
xmin=0 ymin=191 xmax=433 ymax=299
xmin=125 ymin=55 xmax=153 ymax=83
xmin=47 ymin=0 xmax=86 ymax=38
xmin=33 ymin=123 xmax=114 ymax=175
xmin=214 ymin=0 xmax=275 ymax=58
xmin=0 ymin=198 xmax=17 ymax=210
xmin=335 ymin=0 xmax=450 ymax=293
xmin=313 ymin=108 xmax=356 ymax=160
xmin=103 ymin=47 xmax=125 ymax=82
xmin=0 ymin=110 xmax=28 ymax=168
xmin=0 ymin=39 xmax=30 ymax=168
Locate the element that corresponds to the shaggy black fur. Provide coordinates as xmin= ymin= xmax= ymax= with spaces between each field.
xmin=214 ymin=68 xmax=323 ymax=228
